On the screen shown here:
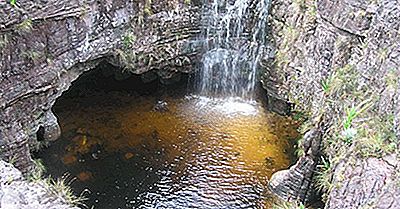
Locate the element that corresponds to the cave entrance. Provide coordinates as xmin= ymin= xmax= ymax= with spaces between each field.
xmin=34 ymin=62 xmax=298 ymax=209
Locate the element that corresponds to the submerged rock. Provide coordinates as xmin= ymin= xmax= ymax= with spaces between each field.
xmin=153 ymin=100 xmax=169 ymax=112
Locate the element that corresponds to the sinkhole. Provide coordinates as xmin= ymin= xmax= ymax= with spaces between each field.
xmin=34 ymin=62 xmax=299 ymax=209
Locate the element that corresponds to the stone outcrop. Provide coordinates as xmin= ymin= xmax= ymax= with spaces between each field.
xmin=326 ymin=154 xmax=400 ymax=208
xmin=267 ymin=0 xmax=400 ymax=208
xmin=0 ymin=0 xmax=201 ymax=173
xmin=269 ymin=125 xmax=323 ymax=203
xmin=0 ymin=160 xmax=79 ymax=209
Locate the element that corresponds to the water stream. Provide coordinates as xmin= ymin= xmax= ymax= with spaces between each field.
xmin=196 ymin=0 xmax=270 ymax=99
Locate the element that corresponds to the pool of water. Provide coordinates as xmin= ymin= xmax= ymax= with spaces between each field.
xmin=36 ymin=80 xmax=298 ymax=209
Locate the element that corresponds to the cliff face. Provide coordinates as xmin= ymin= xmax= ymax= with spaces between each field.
xmin=0 ymin=0 xmax=201 ymax=173
xmin=266 ymin=0 xmax=400 ymax=208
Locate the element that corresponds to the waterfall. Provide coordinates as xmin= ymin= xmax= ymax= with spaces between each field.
xmin=195 ymin=0 xmax=271 ymax=100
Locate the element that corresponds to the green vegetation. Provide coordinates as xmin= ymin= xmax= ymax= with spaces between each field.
xmin=22 ymin=50 xmax=41 ymax=61
xmin=29 ymin=139 xmax=49 ymax=153
xmin=295 ymin=138 xmax=305 ymax=157
xmin=10 ymin=0 xmax=16 ymax=6
xmin=339 ymin=100 xmax=372 ymax=144
xmin=115 ymin=30 xmax=158 ymax=72
xmin=45 ymin=175 xmax=87 ymax=206
xmin=293 ymin=0 xmax=306 ymax=11
xmin=115 ymin=31 xmax=136 ymax=70
xmin=315 ymin=156 xmax=332 ymax=195
xmin=7 ymin=155 xmax=18 ymax=166
xmin=144 ymin=0 xmax=153 ymax=15
xmin=122 ymin=31 xmax=136 ymax=48
xmin=356 ymin=115 xmax=398 ymax=158
xmin=115 ymin=48 xmax=137 ymax=70
xmin=321 ymin=75 xmax=334 ymax=94
xmin=0 ymin=34 xmax=9 ymax=49
xmin=17 ymin=18 xmax=33 ymax=34
xmin=274 ymin=0 xmax=398 ymax=202
xmin=28 ymin=159 xmax=46 ymax=182
xmin=28 ymin=159 xmax=87 ymax=207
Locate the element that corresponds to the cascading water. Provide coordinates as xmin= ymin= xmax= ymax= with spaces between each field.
xmin=196 ymin=0 xmax=271 ymax=99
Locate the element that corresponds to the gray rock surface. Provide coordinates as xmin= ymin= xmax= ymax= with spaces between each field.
xmin=0 ymin=160 xmax=78 ymax=209
xmin=327 ymin=154 xmax=400 ymax=208
xmin=267 ymin=0 xmax=400 ymax=208
xmin=0 ymin=0 xmax=201 ymax=173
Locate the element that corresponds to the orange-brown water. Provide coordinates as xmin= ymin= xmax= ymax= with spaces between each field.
xmin=39 ymin=88 xmax=298 ymax=209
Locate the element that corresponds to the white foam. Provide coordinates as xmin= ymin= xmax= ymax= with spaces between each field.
xmin=191 ymin=96 xmax=259 ymax=116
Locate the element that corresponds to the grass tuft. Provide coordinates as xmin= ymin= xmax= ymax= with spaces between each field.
xmin=315 ymin=156 xmax=332 ymax=193
xmin=45 ymin=174 xmax=88 ymax=207
xmin=28 ymin=159 xmax=46 ymax=182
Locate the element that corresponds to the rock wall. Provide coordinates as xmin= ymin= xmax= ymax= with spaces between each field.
xmin=0 ymin=0 xmax=201 ymax=173
xmin=266 ymin=0 xmax=400 ymax=208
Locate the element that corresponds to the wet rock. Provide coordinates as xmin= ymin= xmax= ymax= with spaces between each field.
xmin=153 ymin=100 xmax=169 ymax=112
xmin=141 ymin=71 xmax=159 ymax=83
xmin=160 ymin=73 xmax=182 ymax=85
xmin=265 ymin=157 xmax=275 ymax=168
xmin=114 ymin=70 xmax=132 ymax=81
xmin=269 ymin=127 xmax=322 ymax=203
xmin=37 ymin=111 xmax=61 ymax=142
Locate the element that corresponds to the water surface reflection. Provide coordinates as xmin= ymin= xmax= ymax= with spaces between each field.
xmin=38 ymin=87 xmax=298 ymax=209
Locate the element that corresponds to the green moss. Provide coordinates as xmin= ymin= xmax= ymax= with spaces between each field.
xmin=122 ymin=31 xmax=136 ymax=48
xmin=17 ymin=18 xmax=33 ymax=33
xmin=22 ymin=50 xmax=41 ymax=61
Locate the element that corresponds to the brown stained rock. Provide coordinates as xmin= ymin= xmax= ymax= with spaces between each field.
xmin=77 ymin=171 xmax=93 ymax=182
